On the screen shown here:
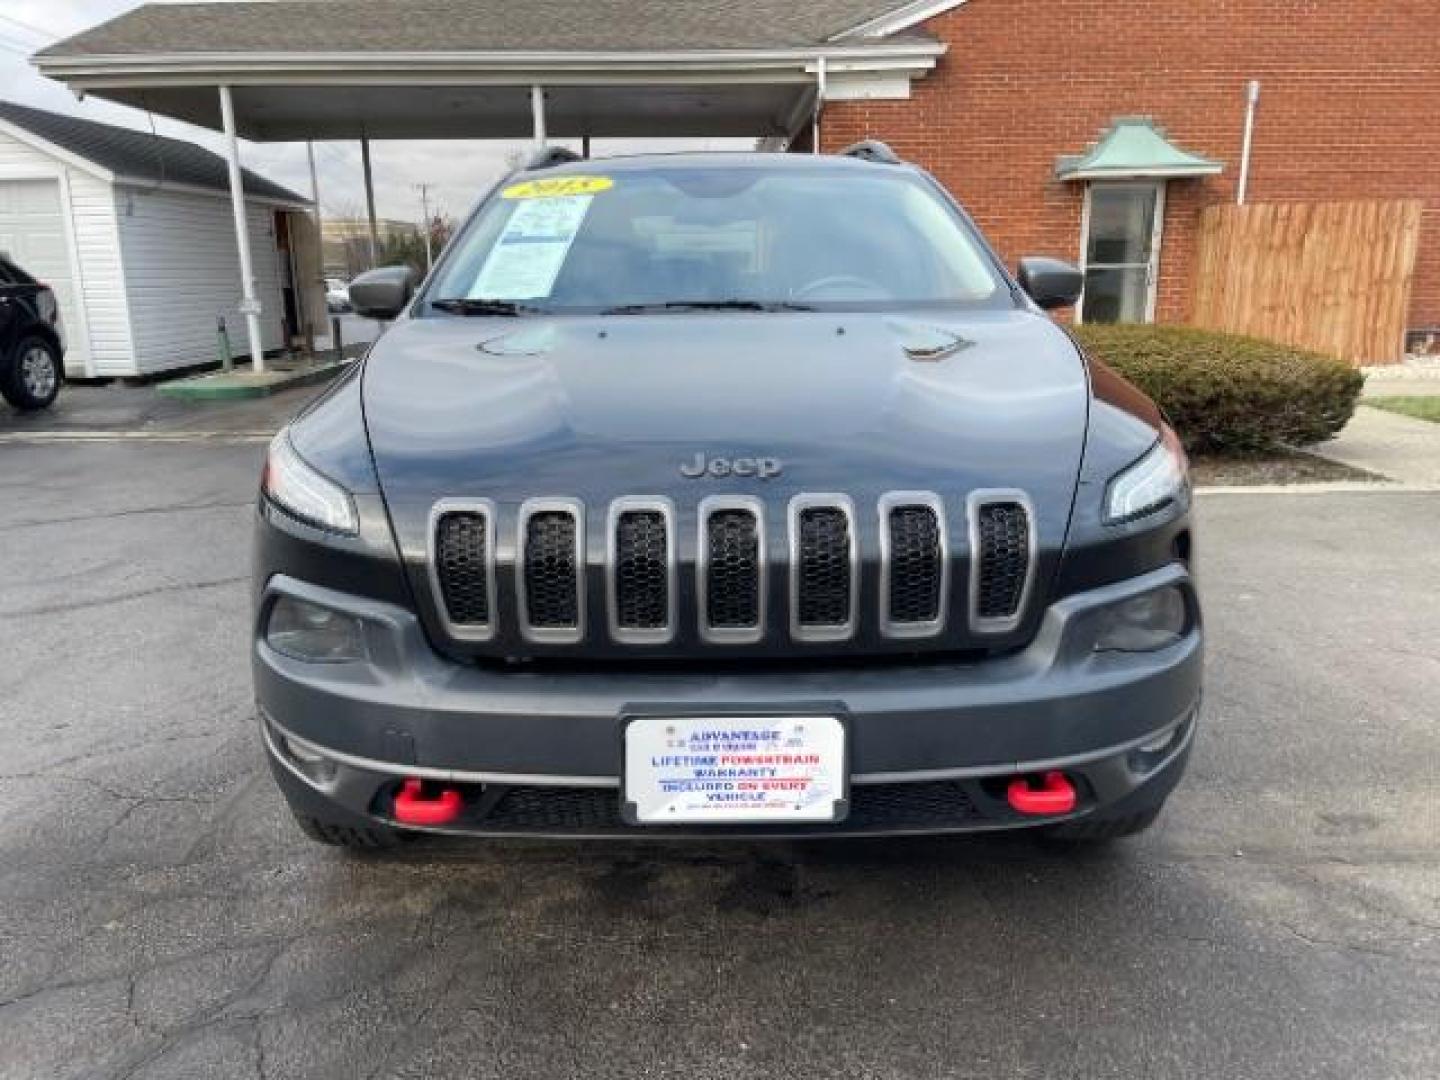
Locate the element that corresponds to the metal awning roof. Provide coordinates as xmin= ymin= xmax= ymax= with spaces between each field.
xmin=1056 ymin=118 xmax=1223 ymax=182
xmin=32 ymin=0 xmax=946 ymax=141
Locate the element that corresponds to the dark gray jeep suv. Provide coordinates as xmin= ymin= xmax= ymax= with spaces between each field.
xmin=254 ymin=145 xmax=1201 ymax=848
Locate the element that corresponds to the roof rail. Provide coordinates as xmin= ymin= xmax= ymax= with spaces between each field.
xmin=838 ymin=139 xmax=903 ymax=165
xmin=525 ymin=145 xmax=584 ymax=170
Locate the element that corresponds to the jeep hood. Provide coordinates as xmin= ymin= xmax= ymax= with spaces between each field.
xmin=361 ymin=309 xmax=1090 ymax=557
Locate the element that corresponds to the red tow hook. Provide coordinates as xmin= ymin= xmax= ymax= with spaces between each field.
xmin=392 ymin=778 xmax=463 ymax=826
xmin=1007 ymin=771 xmax=1077 ymax=816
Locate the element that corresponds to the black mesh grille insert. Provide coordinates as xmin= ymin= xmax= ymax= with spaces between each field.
xmin=797 ymin=507 xmax=852 ymax=627
xmin=471 ymin=781 xmax=980 ymax=833
xmin=976 ymin=501 xmax=1029 ymax=620
xmin=705 ymin=510 xmax=760 ymax=629
xmin=888 ymin=505 xmax=942 ymax=624
xmin=434 ymin=511 xmax=489 ymax=625
xmin=614 ymin=510 xmax=668 ymax=630
xmin=523 ymin=511 xmax=579 ymax=628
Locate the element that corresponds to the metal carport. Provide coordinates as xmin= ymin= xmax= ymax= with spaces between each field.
xmin=32 ymin=0 xmax=945 ymax=370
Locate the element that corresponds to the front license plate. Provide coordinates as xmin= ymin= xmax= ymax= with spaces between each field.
xmin=623 ymin=715 xmax=848 ymax=825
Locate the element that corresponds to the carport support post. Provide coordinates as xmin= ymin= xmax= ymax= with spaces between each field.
xmin=531 ymin=85 xmax=547 ymax=148
xmin=218 ymin=85 xmax=266 ymax=374
xmin=306 ymin=142 xmax=325 ymax=355
xmin=361 ymin=135 xmax=379 ymax=268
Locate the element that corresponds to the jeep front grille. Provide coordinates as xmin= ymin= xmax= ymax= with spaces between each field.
xmin=428 ymin=500 xmax=496 ymax=641
xmin=790 ymin=496 xmax=857 ymax=641
xmin=608 ymin=499 xmax=675 ymax=643
xmin=429 ymin=490 xmax=1036 ymax=649
xmin=517 ymin=500 xmax=584 ymax=642
xmin=970 ymin=492 xmax=1033 ymax=632
xmin=880 ymin=493 xmax=947 ymax=637
xmin=699 ymin=498 xmax=764 ymax=643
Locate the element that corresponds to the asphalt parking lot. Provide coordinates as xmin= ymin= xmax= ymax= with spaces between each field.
xmin=1 ymin=434 xmax=1437 ymax=1079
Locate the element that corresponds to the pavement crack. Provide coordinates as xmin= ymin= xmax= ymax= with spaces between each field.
xmin=1 ymin=575 xmax=247 ymax=619
xmin=0 ymin=499 xmax=252 ymax=532
xmin=1280 ymin=922 xmax=1439 ymax=966
xmin=0 ymin=771 xmax=221 ymax=807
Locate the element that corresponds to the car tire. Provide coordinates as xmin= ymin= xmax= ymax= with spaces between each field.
xmin=1038 ymin=806 xmax=1162 ymax=845
xmin=291 ymin=810 xmax=401 ymax=851
xmin=1 ymin=336 xmax=63 ymax=411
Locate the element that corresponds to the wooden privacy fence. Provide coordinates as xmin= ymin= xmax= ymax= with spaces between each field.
xmin=1190 ymin=199 xmax=1422 ymax=364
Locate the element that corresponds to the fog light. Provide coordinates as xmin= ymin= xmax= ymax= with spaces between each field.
xmin=266 ymin=596 xmax=365 ymax=662
xmin=1094 ymin=586 xmax=1187 ymax=653
xmin=283 ymin=735 xmax=338 ymax=785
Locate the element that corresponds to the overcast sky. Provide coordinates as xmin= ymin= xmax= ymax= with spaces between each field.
xmin=0 ymin=1 xmax=743 ymax=225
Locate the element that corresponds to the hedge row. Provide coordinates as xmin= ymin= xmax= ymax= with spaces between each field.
xmin=1072 ymin=325 xmax=1365 ymax=455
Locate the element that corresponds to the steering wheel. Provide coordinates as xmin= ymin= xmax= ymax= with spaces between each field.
xmin=792 ymin=274 xmax=891 ymax=302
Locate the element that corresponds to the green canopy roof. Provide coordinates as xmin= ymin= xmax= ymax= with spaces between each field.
xmin=1056 ymin=118 xmax=1222 ymax=181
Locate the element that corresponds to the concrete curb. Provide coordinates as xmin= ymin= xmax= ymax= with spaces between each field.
xmin=0 ymin=431 xmax=273 ymax=443
xmin=155 ymin=361 xmax=346 ymax=401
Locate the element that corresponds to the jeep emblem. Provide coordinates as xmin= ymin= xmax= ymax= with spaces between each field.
xmin=680 ymin=452 xmax=782 ymax=480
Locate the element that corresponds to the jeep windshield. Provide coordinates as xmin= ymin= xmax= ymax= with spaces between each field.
xmin=425 ymin=162 xmax=1009 ymax=315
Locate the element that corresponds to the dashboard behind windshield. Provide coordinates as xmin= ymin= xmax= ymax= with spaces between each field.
xmin=425 ymin=164 xmax=1009 ymax=314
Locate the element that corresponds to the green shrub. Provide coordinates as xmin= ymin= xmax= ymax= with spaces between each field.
xmin=1072 ymin=325 xmax=1365 ymax=455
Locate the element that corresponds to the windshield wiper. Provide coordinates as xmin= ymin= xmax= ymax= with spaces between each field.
xmin=600 ymin=299 xmax=815 ymax=315
xmin=430 ymin=298 xmax=542 ymax=316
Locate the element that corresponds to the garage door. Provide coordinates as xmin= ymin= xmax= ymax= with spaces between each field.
xmin=0 ymin=178 xmax=87 ymax=375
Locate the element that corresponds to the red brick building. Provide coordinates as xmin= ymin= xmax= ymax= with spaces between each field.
xmin=811 ymin=0 xmax=1439 ymax=346
xmin=33 ymin=0 xmax=1439 ymax=357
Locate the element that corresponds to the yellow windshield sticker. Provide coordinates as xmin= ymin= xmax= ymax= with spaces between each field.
xmin=502 ymin=176 xmax=614 ymax=199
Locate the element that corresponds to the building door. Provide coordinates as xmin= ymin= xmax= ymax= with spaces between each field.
xmin=1078 ymin=181 xmax=1164 ymax=323
xmin=0 ymin=178 xmax=89 ymax=374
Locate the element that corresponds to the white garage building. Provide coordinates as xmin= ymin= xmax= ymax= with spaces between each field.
xmin=0 ymin=100 xmax=312 ymax=378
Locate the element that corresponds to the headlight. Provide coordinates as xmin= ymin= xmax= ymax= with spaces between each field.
xmin=262 ymin=432 xmax=358 ymax=534
xmin=265 ymin=596 xmax=365 ymax=662
xmin=1104 ymin=426 xmax=1188 ymax=524
xmin=1093 ymin=585 xmax=1188 ymax=652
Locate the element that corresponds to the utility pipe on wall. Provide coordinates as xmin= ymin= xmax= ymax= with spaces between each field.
xmin=218 ymin=85 xmax=266 ymax=374
xmin=1237 ymin=79 xmax=1260 ymax=206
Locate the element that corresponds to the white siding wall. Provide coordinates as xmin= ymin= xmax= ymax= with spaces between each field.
xmin=0 ymin=128 xmax=134 ymax=376
xmin=116 ymin=186 xmax=287 ymax=375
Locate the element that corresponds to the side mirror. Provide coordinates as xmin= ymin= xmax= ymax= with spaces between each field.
xmin=1016 ymin=257 xmax=1083 ymax=311
xmin=349 ymin=265 xmax=418 ymax=320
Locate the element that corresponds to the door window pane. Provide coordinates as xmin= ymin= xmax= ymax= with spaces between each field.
xmin=1086 ymin=185 xmax=1157 ymax=266
xmin=1081 ymin=266 xmax=1149 ymax=323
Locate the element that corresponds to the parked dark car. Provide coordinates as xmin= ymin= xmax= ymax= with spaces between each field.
xmin=254 ymin=145 xmax=1201 ymax=849
xmin=0 ymin=254 xmax=65 ymax=411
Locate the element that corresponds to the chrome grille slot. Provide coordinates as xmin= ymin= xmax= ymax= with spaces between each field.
xmin=790 ymin=495 xmax=857 ymax=642
xmin=608 ymin=499 xmax=675 ymax=644
xmin=427 ymin=499 xmax=496 ymax=641
xmin=517 ymin=499 xmax=584 ymax=643
xmin=879 ymin=492 xmax=947 ymax=638
xmin=699 ymin=497 xmax=764 ymax=643
xmin=969 ymin=491 xmax=1034 ymax=633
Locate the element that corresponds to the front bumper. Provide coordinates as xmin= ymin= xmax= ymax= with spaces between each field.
xmin=255 ymin=563 xmax=1202 ymax=838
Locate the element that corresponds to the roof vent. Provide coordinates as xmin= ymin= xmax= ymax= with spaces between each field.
xmin=525 ymin=146 xmax=584 ymax=170
xmin=838 ymin=140 xmax=902 ymax=165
